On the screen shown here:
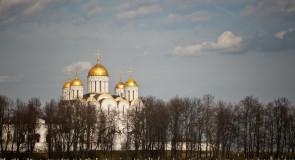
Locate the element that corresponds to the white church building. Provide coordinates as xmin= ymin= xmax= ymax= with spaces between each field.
xmin=61 ymin=49 xmax=143 ymax=150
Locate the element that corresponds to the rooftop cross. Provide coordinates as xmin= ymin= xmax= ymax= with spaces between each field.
xmin=119 ymin=71 xmax=123 ymax=82
xmin=94 ymin=48 xmax=103 ymax=63
xmin=73 ymin=65 xmax=80 ymax=78
xmin=127 ymin=67 xmax=134 ymax=78
xmin=65 ymin=70 xmax=72 ymax=81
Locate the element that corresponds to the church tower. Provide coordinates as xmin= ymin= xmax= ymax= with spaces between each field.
xmin=124 ymin=67 xmax=138 ymax=101
xmin=69 ymin=66 xmax=84 ymax=100
xmin=62 ymin=71 xmax=71 ymax=100
xmin=115 ymin=71 xmax=125 ymax=97
xmin=88 ymin=49 xmax=109 ymax=94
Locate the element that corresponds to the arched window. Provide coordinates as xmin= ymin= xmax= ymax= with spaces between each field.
xmin=108 ymin=105 xmax=110 ymax=115
xmin=35 ymin=134 xmax=40 ymax=143
xmin=123 ymin=105 xmax=124 ymax=115
xmin=128 ymin=90 xmax=130 ymax=101
xmin=100 ymin=81 xmax=102 ymax=92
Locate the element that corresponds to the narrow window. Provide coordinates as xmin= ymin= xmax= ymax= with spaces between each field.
xmin=100 ymin=81 xmax=102 ymax=92
xmin=95 ymin=81 xmax=97 ymax=92
xmin=108 ymin=105 xmax=110 ymax=115
xmin=133 ymin=90 xmax=135 ymax=100
xmin=128 ymin=91 xmax=130 ymax=101
xmin=77 ymin=90 xmax=79 ymax=98
xmin=123 ymin=106 xmax=124 ymax=115
xmin=35 ymin=134 xmax=40 ymax=143
xmin=73 ymin=90 xmax=74 ymax=99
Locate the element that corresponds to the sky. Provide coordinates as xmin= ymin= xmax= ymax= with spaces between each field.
xmin=0 ymin=0 xmax=295 ymax=104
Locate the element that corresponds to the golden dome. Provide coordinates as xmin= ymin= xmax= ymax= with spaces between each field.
xmin=124 ymin=77 xmax=138 ymax=87
xmin=63 ymin=80 xmax=71 ymax=88
xmin=88 ymin=49 xmax=109 ymax=76
xmin=70 ymin=77 xmax=83 ymax=86
xmin=88 ymin=63 xmax=109 ymax=76
xmin=115 ymin=81 xmax=124 ymax=89
xmin=115 ymin=71 xmax=124 ymax=89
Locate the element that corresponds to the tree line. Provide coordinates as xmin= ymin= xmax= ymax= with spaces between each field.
xmin=0 ymin=94 xmax=294 ymax=159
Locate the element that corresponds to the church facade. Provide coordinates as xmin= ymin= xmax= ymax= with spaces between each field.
xmin=61 ymin=49 xmax=143 ymax=150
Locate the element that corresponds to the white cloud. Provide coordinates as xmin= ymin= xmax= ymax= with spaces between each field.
xmin=79 ymin=0 xmax=101 ymax=17
xmin=166 ymin=11 xmax=211 ymax=24
xmin=0 ymin=0 xmax=82 ymax=25
xmin=172 ymin=31 xmax=242 ymax=56
xmin=136 ymin=51 xmax=149 ymax=57
xmin=275 ymin=27 xmax=295 ymax=39
xmin=116 ymin=4 xmax=162 ymax=19
xmin=61 ymin=61 xmax=92 ymax=73
xmin=241 ymin=1 xmax=295 ymax=19
xmin=275 ymin=31 xmax=287 ymax=39
xmin=134 ymin=45 xmax=142 ymax=48
xmin=0 ymin=75 xmax=22 ymax=83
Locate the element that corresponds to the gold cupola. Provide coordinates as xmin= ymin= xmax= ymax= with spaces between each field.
xmin=115 ymin=71 xmax=125 ymax=89
xmin=88 ymin=49 xmax=109 ymax=76
xmin=63 ymin=71 xmax=72 ymax=88
xmin=63 ymin=81 xmax=71 ymax=88
xmin=124 ymin=67 xmax=138 ymax=87
xmin=71 ymin=66 xmax=83 ymax=86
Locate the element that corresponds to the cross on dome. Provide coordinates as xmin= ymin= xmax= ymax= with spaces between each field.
xmin=94 ymin=48 xmax=103 ymax=63
xmin=119 ymin=71 xmax=123 ymax=82
xmin=74 ymin=65 xmax=80 ymax=78
xmin=65 ymin=70 xmax=72 ymax=80
xmin=127 ymin=67 xmax=134 ymax=78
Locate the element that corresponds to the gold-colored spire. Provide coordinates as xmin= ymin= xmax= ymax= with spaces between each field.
xmin=115 ymin=71 xmax=125 ymax=89
xmin=70 ymin=65 xmax=83 ymax=86
xmin=65 ymin=70 xmax=72 ymax=81
xmin=127 ymin=67 xmax=134 ymax=78
xmin=94 ymin=48 xmax=103 ymax=64
xmin=63 ymin=70 xmax=72 ymax=88
xmin=73 ymin=65 xmax=80 ymax=78
xmin=119 ymin=71 xmax=122 ymax=82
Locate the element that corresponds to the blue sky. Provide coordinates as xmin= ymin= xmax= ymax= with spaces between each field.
xmin=0 ymin=0 xmax=295 ymax=104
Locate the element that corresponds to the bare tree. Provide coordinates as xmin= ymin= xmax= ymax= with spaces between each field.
xmin=12 ymin=98 xmax=27 ymax=157
xmin=167 ymin=96 xmax=186 ymax=159
xmin=25 ymin=97 xmax=41 ymax=155
xmin=44 ymin=99 xmax=58 ymax=158
xmin=202 ymin=94 xmax=215 ymax=159
xmin=0 ymin=95 xmax=13 ymax=156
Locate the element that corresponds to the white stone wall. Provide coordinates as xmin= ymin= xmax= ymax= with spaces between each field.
xmin=87 ymin=76 xmax=109 ymax=94
xmin=69 ymin=85 xmax=83 ymax=100
xmin=62 ymin=88 xmax=70 ymax=100
xmin=124 ymin=86 xmax=138 ymax=101
xmin=115 ymin=88 xmax=125 ymax=97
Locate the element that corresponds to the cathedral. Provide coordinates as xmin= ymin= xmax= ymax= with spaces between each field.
xmin=62 ymin=49 xmax=143 ymax=150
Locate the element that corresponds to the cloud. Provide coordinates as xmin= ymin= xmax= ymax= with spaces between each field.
xmin=136 ymin=51 xmax=149 ymax=57
xmin=275 ymin=27 xmax=295 ymax=39
xmin=79 ymin=0 xmax=101 ymax=17
xmin=61 ymin=61 xmax=92 ymax=73
xmin=172 ymin=31 xmax=242 ymax=56
xmin=116 ymin=4 xmax=162 ymax=19
xmin=0 ymin=0 xmax=82 ymax=25
xmin=0 ymin=75 xmax=22 ymax=83
xmin=240 ymin=1 xmax=295 ymax=21
xmin=166 ymin=11 xmax=211 ymax=24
